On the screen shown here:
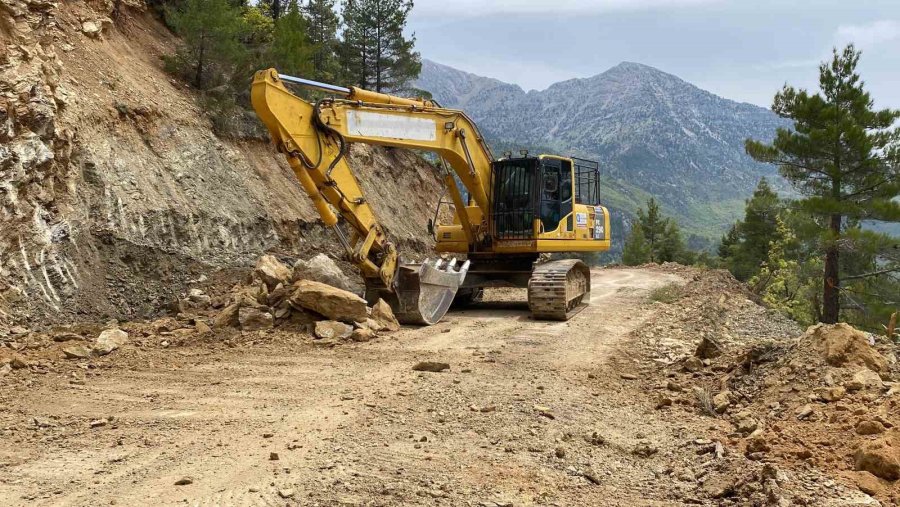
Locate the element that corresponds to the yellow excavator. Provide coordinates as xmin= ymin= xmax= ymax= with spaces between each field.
xmin=251 ymin=69 xmax=611 ymax=325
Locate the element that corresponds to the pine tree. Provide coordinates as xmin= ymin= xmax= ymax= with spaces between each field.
xmin=256 ymin=0 xmax=284 ymax=19
xmin=739 ymin=178 xmax=780 ymax=265
xmin=718 ymin=224 xmax=739 ymax=259
xmin=725 ymin=178 xmax=783 ymax=281
xmin=340 ymin=0 xmax=421 ymax=92
xmin=746 ymin=45 xmax=900 ymax=323
xmin=622 ymin=222 xmax=651 ymax=266
xmin=165 ymin=0 xmax=247 ymax=89
xmin=269 ymin=1 xmax=314 ymax=77
xmin=304 ymin=0 xmax=341 ymax=82
xmin=657 ymin=220 xmax=684 ymax=263
xmin=637 ymin=197 xmax=666 ymax=263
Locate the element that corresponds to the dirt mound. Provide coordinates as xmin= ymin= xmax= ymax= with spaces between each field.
xmin=623 ymin=265 xmax=900 ymax=504
xmin=643 ymin=275 xmax=900 ymax=504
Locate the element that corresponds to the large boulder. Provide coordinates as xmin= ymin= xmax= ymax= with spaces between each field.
xmin=289 ymin=280 xmax=367 ymax=323
xmin=93 ymin=329 xmax=128 ymax=356
xmin=809 ymin=323 xmax=886 ymax=372
xmin=314 ymin=321 xmax=353 ymax=340
xmin=254 ymin=255 xmax=292 ymax=291
xmin=855 ymin=432 xmax=900 ymax=481
xmin=292 ymin=254 xmax=354 ymax=292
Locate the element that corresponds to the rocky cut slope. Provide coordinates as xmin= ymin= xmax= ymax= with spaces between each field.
xmin=0 ymin=0 xmax=443 ymax=329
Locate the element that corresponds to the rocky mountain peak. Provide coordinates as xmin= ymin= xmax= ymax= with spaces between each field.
xmin=414 ymin=59 xmax=788 ymax=248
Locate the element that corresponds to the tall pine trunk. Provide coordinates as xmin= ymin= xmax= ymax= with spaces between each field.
xmin=194 ymin=35 xmax=205 ymax=89
xmin=821 ymin=213 xmax=841 ymax=323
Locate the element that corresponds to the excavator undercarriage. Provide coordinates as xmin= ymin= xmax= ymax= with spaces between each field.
xmin=365 ymin=255 xmax=591 ymax=324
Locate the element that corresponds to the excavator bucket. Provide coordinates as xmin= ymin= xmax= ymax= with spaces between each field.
xmin=390 ymin=258 xmax=471 ymax=325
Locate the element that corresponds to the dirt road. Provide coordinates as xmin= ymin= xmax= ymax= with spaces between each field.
xmin=0 ymin=268 xmax=765 ymax=505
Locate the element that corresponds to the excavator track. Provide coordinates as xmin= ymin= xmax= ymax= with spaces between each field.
xmin=527 ymin=259 xmax=591 ymax=321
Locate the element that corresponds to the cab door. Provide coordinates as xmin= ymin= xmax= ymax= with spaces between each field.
xmin=538 ymin=158 xmax=574 ymax=237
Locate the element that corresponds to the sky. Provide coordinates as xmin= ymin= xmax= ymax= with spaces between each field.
xmin=407 ymin=0 xmax=900 ymax=108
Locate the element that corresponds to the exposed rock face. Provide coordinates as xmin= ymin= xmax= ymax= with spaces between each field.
xmin=0 ymin=1 xmax=441 ymax=327
xmin=289 ymin=280 xmax=367 ymax=323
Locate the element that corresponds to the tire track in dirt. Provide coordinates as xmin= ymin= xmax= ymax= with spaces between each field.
xmin=1 ymin=267 xmax=694 ymax=506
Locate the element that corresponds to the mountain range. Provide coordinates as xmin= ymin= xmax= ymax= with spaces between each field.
xmin=414 ymin=59 xmax=790 ymax=253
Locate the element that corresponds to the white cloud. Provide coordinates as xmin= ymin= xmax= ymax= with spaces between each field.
xmin=412 ymin=0 xmax=722 ymax=19
xmin=835 ymin=20 xmax=900 ymax=49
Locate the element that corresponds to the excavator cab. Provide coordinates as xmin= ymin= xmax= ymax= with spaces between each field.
xmin=489 ymin=156 xmax=601 ymax=242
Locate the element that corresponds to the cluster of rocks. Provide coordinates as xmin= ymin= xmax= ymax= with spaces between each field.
xmin=210 ymin=255 xmax=399 ymax=343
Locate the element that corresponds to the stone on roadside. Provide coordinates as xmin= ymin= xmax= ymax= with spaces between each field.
xmin=350 ymin=328 xmax=376 ymax=342
xmin=292 ymin=253 xmax=354 ymax=292
xmin=9 ymin=355 xmax=30 ymax=369
xmin=857 ymin=420 xmax=887 ymax=436
xmin=371 ymin=299 xmax=401 ymax=332
xmin=195 ymin=321 xmax=212 ymax=335
xmin=289 ymin=280 xmax=367 ymax=323
xmin=239 ymin=307 xmax=274 ymax=332
xmin=818 ymin=386 xmax=846 ymax=403
xmin=846 ymin=369 xmax=884 ymax=392
xmin=254 ymin=255 xmax=292 ymax=291
xmin=213 ymin=303 xmax=241 ymax=329
xmin=52 ymin=332 xmax=82 ymax=342
xmin=315 ymin=320 xmax=353 ymax=340
xmin=712 ymin=391 xmax=732 ymax=413
xmin=412 ymin=361 xmax=450 ymax=372
xmin=683 ymin=356 xmax=703 ymax=372
xmin=174 ymin=476 xmax=193 ymax=486
xmin=63 ymin=345 xmax=93 ymax=359
xmin=795 ymin=404 xmax=814 ymax=420
xmin=93 ymin=329 xmax=128 ymax=356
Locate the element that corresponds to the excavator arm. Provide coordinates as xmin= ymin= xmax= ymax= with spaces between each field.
xmin=250 ymin=69 xmax=493 ymax=324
